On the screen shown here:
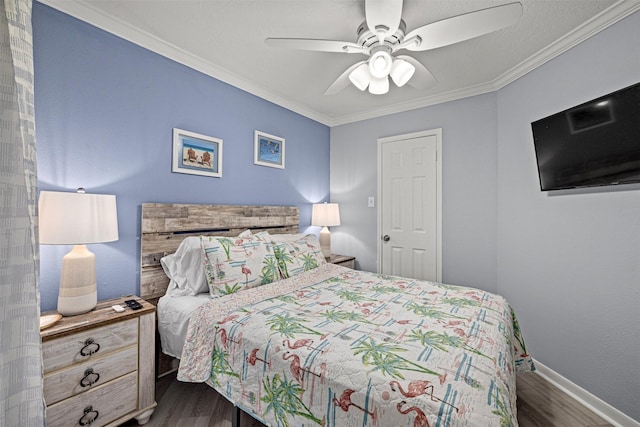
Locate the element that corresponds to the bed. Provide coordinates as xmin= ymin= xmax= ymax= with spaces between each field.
xmin=141 ymin=203 xmax=534 ymax=427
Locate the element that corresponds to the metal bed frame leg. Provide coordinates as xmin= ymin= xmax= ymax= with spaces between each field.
xmin=232 ymin=405 xmax=241 ymax=427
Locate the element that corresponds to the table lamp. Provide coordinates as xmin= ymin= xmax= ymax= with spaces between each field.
xmin=38 ymin=189 xmax=119 ymax=316
xmin=311 ymin=202 xmax=340 ymax=258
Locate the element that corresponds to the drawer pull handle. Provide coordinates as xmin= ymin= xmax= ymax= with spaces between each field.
xmin=80 ymin=338 xmax=100 ymax=356
xmin=80 ymin=368 xmax=100 ymax=387
xmin=79 ymin=406 xmax=99 ymax=426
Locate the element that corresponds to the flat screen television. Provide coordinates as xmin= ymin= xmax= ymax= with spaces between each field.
xmin=531 ymin=82 xmax=640 ymax=191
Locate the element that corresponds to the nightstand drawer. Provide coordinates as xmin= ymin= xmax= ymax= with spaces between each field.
xmin=44 ymin=345 xmax=137 ymax=406
xmin=45 ymin=371 xmax=137 ymax=427
xmin=43 ymin=318 xmax=137 ymax=373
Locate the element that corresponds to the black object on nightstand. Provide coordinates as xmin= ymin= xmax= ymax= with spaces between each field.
xmin=124 ymin=299 xmax=143 ymax=310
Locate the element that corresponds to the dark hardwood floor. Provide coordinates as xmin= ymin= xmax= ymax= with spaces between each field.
xmin=120 ymin=371 xmax=613 ymax=427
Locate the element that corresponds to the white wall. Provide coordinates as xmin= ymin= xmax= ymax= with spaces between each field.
xmin=331 ymin=93 xmax=499 ymax=294
xmin=331 ymin=10 xmax=640 ymax=423
xmin=496 ymin=10 xmax=640 ymax=422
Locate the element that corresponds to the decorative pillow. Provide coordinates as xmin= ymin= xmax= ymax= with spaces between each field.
xmin=234 ymin=229 xmax=254 ymax=239
xmin=161 ymin=236 xmax=207 ymax=296
xmin=269 ymin=233 xmax=308 ymax=243
xmin=202 ymin=231 xmax=279 ymax=298
xmin=269 ymin=234 xmax=326 ymax=279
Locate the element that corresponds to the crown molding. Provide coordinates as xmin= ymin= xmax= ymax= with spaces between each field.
xmin=493 ymin=0 xmax=640 ymax=90
xmin=37 ymin=0 xmax=639 ymax=128
xmin=328 ymin=82 xmax=498 ymax=126
xmin=36 ymin=0 xmax=334 ymax=126
xmin=330 ymin=0 xmax=640 ymax=126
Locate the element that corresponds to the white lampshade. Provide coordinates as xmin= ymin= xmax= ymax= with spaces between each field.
xmin=39 ymin=191 xmax=119 ymax=244
xmin=349 ymin=63 xmax=371 ymax=91
xmin=311 ymin=203 xmax=341 ymax=227
xmin=390 ymin=59 xmax=416 ymax=87
xmin=39 ymin=189 xmax=119 ymax=316
xmin=312 ymin=203 xmax=340 ymax=259
xmin=368 ymin=76 xmax=389 ymax=95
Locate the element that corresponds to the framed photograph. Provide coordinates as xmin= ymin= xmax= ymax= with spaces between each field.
xmin=172 ymin=128 xmax=222 ymax=178
xmin=254 ymin=130 xmax=285 ymax=169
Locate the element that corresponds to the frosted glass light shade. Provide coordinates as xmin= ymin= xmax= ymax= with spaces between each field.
xmin=369 ymin=76 xmax=389 ymax=95
xmin=368 ymin=50 xmax=392 ymax=79
xmin=39 ymin=190 xmax=119 ymax=316
xmin=349 ymin=63 xmax=371 ymax=91
xmin=390 ymin=59 xmax=415 ymax=87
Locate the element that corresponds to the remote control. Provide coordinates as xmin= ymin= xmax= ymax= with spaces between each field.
xmin=124 ymin=299 xmax=143 ymax=310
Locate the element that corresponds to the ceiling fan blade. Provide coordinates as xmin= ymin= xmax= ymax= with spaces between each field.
xmin=265 ymin=38 xmax=365 ymax=54
xmin=365 ymin=0 xmax=403 ymax=42
xmin=396 ymin=55 xmax=437 ymax=90
xmin=402 ymin=2 xmax=522 ymax=52
xmin=324 ymin=61 xmax=367 ymax=95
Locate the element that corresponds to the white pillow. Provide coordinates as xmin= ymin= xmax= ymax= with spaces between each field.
xmin=161 ymin=237 xmax=207 ymax=296
xmin=161 ymin=230 xmax=254 ymax=296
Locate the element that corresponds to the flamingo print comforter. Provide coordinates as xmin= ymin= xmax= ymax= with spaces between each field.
xmin=178 ymin=263 xmax=534 ymax=427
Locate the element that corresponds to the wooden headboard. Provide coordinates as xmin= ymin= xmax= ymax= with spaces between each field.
xmin=140 ymin=203 xmax=300 ymax=303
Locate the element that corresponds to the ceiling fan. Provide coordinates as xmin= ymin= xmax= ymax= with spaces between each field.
xmin=265 ymin=0 xmax=523 ymax=95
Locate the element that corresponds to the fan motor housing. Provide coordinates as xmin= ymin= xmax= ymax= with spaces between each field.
xmin=356 ymin=19 xmax=406 ymax=52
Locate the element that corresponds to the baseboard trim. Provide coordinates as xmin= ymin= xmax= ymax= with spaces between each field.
xmin=532 ymin=359 xmax=639 ymax=427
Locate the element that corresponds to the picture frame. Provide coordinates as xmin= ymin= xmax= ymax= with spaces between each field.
xmin=254 ymin=130 xmax=285 ymax=169
xmin=172 ymin=128 xmax=222 ymax=178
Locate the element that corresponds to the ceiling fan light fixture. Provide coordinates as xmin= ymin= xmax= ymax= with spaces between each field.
xmin=390 ymin=59 xmax=415 ymax=87
xmin=268 ymin=1 xmax=525 ymax=97
xmin=368 ymin=49 xmax=392 ymax=79
xmin=349 ymin=63 xmax=371 ymax=91
xmin=368 ymin=76 xmax=389 ymax=95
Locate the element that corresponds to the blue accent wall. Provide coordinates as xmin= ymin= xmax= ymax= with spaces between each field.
xmin=34 ymin=2 xmax=330 ymax=311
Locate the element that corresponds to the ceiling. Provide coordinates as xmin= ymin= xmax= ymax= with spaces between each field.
xmin=39 ymin=0 xmax=640 ymax=126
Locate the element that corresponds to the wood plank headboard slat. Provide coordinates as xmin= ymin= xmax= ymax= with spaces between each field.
xmin=140 ymin=203 xmax=300 ymax=302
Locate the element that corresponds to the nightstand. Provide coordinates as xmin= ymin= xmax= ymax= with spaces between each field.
xmin=327 ymin=254 xmax=356 ymax=269
xmin=40 ymin=296 xmax=157 ymax=427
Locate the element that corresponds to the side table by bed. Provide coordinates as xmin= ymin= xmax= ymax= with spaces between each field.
xmin=40 ymin=296 xmax=157 ymax=427
xmin=327 ymin=254 xmax=356 ymax=269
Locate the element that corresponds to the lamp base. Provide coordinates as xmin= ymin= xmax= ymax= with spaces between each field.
xmin=57 ymin=291 xmax=97 ymax=316
xmin=319 ymin=226 xmax=331 ymax=259
xmin=57 ymin=244 xmax=98 ymax=316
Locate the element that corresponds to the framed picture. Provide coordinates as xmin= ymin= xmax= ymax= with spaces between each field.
xmin=172 ymin=128 xmax=222 ymax=178
xmin=254 ymin=130 xmax=285 ymax=169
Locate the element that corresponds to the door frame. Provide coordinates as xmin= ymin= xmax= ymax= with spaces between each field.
xmin=376 ymin=129 xmax=442 ymax=281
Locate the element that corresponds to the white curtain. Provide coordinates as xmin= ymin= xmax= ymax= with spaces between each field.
xmin=0 ymin=0 xmax=45 ymax=425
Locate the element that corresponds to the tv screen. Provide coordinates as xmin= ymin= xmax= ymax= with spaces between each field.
xmin=531 ymin=82 xmax=640 ymax=191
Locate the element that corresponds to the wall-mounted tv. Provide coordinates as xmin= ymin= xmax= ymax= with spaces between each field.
xmin=531 ymin=82 xmax=640 ymax=191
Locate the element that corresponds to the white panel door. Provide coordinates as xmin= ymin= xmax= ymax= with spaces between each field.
xmin=379 ymin=130 xmax=441 ymax=281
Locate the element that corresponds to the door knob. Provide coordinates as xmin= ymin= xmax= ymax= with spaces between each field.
xmin=382 ymin=235 xmax=390 ymax=242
